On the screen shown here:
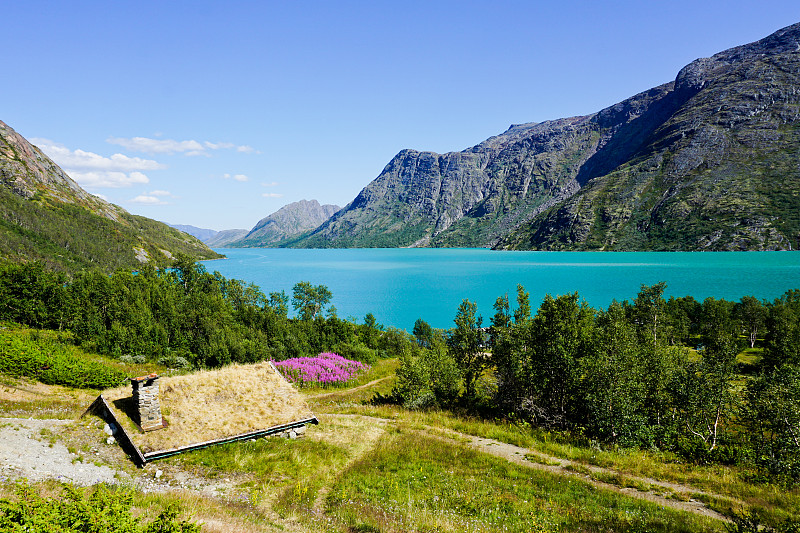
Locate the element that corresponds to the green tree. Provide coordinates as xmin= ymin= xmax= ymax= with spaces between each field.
xmin=392 ymin=335 xmax=460 ymax=409
xmin=741 ymin=364 xmax=800 ymax=483
xmin=361 ymin=312 xmax=381 ymax=348
xmin=267 ymin=290 xmax=289 ymax=318
xmin=664 ymin=295 xmax=700 ymax=346
xmin=674 ymin=332 xmax=739 ymax=453
xmin=631 ymin=282 xmax=668 ymax=349
xmin=736 ymin=295 xmax=766 ymax=349
xmin=525 ymin=293 xmax=596 ymax=428
xmin=491 ymin=294 xmax=511 ymax=330
xmin=582 ymin=301 xmax=648 ymax=445
xmin=412 ymin=318 xmax=435 ymax=348
xmin=700 ymin=297 xmax=738 ymax=351
xmin=630 ymin=283 xmax=683 ymax=441
xmin=447 ymin=299 xmax=485 ymax=402
xmin=513 ymin=284 xmax=531 ymax=324
xmin=291 ymin=282 xmax=333 ymax=320
xmin=762 ymin=291 xmax=800 ymax=370
xmin=0 ymin=262 xmax=70 ymax=330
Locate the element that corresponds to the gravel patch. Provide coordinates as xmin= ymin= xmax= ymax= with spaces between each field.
xmin=0 ymin=418 xmax=128 ymax=486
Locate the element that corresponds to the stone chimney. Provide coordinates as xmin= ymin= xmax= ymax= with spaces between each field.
xmin=131 ymin=374 xmax=165 ymax=432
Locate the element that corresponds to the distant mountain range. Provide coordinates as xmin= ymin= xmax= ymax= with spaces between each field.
xmin=0 ymin=120 xmax=222 ymax=272
xmin=170 ymin=200 xmax=340 ymax=248
xmin=287 ymin=22 xmax=800 ymax=251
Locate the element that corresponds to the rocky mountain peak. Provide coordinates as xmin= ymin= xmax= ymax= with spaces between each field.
xmin=291 ymin=21 xmax=800 ymax=251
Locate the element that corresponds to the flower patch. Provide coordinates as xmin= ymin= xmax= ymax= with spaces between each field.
xmin=272 ymin=352 xmax=369 ymax=387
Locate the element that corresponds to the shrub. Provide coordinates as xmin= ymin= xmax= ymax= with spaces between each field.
xmin=0 ymin=482 xmax=200 ymax=532
xmin=0 ymin=330 xmax=126 ymax=389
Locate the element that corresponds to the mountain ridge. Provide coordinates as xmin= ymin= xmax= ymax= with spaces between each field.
xmin=293 ymin=22 xmax=800 ymax=251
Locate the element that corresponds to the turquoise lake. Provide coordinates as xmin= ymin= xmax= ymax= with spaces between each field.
xmin=203 ymin=249 xmax=800 ymax=331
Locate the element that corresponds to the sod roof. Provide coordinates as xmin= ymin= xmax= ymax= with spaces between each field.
xmin=100 ymin=362 xmax=315 ymax=457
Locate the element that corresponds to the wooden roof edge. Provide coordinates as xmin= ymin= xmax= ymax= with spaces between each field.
xmin=142 ymin=416 xmax=320 ymax=462
xmin=82 ymin=395 xmax=147 ymax=467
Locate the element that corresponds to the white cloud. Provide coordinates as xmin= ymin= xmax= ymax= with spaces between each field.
xmin=67 ymin=171 xmax=150 ymax=189
xmin=32 ymin=138 xmax=162 ymax=189
xmin=262 ymin=192 xmax=284 ymax=198
xmin=204 ymin=141 xmax=234 ymax=150
xmin=222 ymin=173 xmax=249 ymax=182
xmin=148 ymin=190 xmax=173 ymax=197
xmin=131 ymin=194 xmax=169 ymax=205
xmin=32 ymin=139 xmax=164 ymax=171
xmin=262 ymin=181 xmax=279 ymax=187
xmin=107 ymin=137 xmax=205 ymax=155
xmin=108 ymin=136 xmax=258 ymax=156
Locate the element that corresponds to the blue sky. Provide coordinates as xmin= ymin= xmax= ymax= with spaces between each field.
xmin=5 ymin=1 xmax=799 ymax=231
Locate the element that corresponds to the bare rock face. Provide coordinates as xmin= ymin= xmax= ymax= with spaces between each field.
xmin=0 ymin=121 xmax=121 ymax=221
xmin=294 ymin=22 xmax=800 ymax=251
xmin=229 ymin=200 xmax=341 ymax=247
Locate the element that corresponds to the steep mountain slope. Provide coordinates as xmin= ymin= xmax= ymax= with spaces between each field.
xmin=228 ymin=199 xmax=340 ymax=247
xmin=296 ymin=22 xmax=800 ymax=251
xmin=0 ymin=120 xmax=222 ymax=272
xmin=499 ymin=22 xmax=800 ymax=251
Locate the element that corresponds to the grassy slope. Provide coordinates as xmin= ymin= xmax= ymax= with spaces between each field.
xmin=0 ymin=332 xmax=797 ymax=532
xmin=0 ymin=186 xmax=222 ymax=272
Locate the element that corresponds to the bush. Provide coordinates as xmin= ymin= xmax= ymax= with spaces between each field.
xmin=120 ymin=354 xmax=147 ymax=365
xmin=392 ymin=339 xmax=461 ymax=409
xmin=0 ymin=330 xmax=126 ymax=389
xmin=333 ymin=342 xmax=378 ymax=364
xmin=0 ymin=482 xmax=200 ymax=532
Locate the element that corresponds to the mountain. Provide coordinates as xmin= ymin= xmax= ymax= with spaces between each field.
xmin=295 ymin=22 xmax=800 ymax=251
xmin=227 ymin=199 xmax=340 ymax=247
xmin=169 ymin=224 xmax=221 ymax=243
xmin=167 ymin=224 xmax=248 ymax=247
xmin=0 ymin=120 xmax=223 ymax=272
xmin=205 ymin=229 xmax=249 ymax=247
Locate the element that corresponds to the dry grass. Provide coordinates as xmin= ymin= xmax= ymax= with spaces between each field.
xmin=102 ymin=362 xmax=314 ymax=454
xmin=0 ymin=377 xmax=94 ymax=405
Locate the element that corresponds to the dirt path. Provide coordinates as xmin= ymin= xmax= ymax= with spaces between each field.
xmin=0 ymin=409 xmax=734 ymax=526
xmin=320 ymin=413 xmax=734 ymax=522
xmin=305 ymin=376 xmax=393 ymax=401
xmin=460 ymin=433 xmax=734 ymax=523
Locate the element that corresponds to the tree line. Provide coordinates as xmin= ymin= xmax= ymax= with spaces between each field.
xmin=2 ymin=257 xmax=799 ymax=484
xmin=0 ymin=256 xmax=407 ymax=369
xmin=394 ymin=283 xmax=800 ymax=485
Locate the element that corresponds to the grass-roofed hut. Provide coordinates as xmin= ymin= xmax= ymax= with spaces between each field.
xmin=84 ymin=361 xmax=318 ymax=466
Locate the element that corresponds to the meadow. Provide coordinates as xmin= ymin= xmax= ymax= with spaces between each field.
xmin=1 ymin=326 xmax=798 ymax=532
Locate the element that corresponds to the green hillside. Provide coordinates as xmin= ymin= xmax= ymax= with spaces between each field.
xmin=0 ymin=120 xmax=221 ymax=272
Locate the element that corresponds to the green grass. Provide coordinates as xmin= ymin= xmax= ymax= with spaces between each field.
xmin=315 ymin=402 xmax=800 ymax=529
xmin=325 ymin=431 xmax=723 ymax=533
